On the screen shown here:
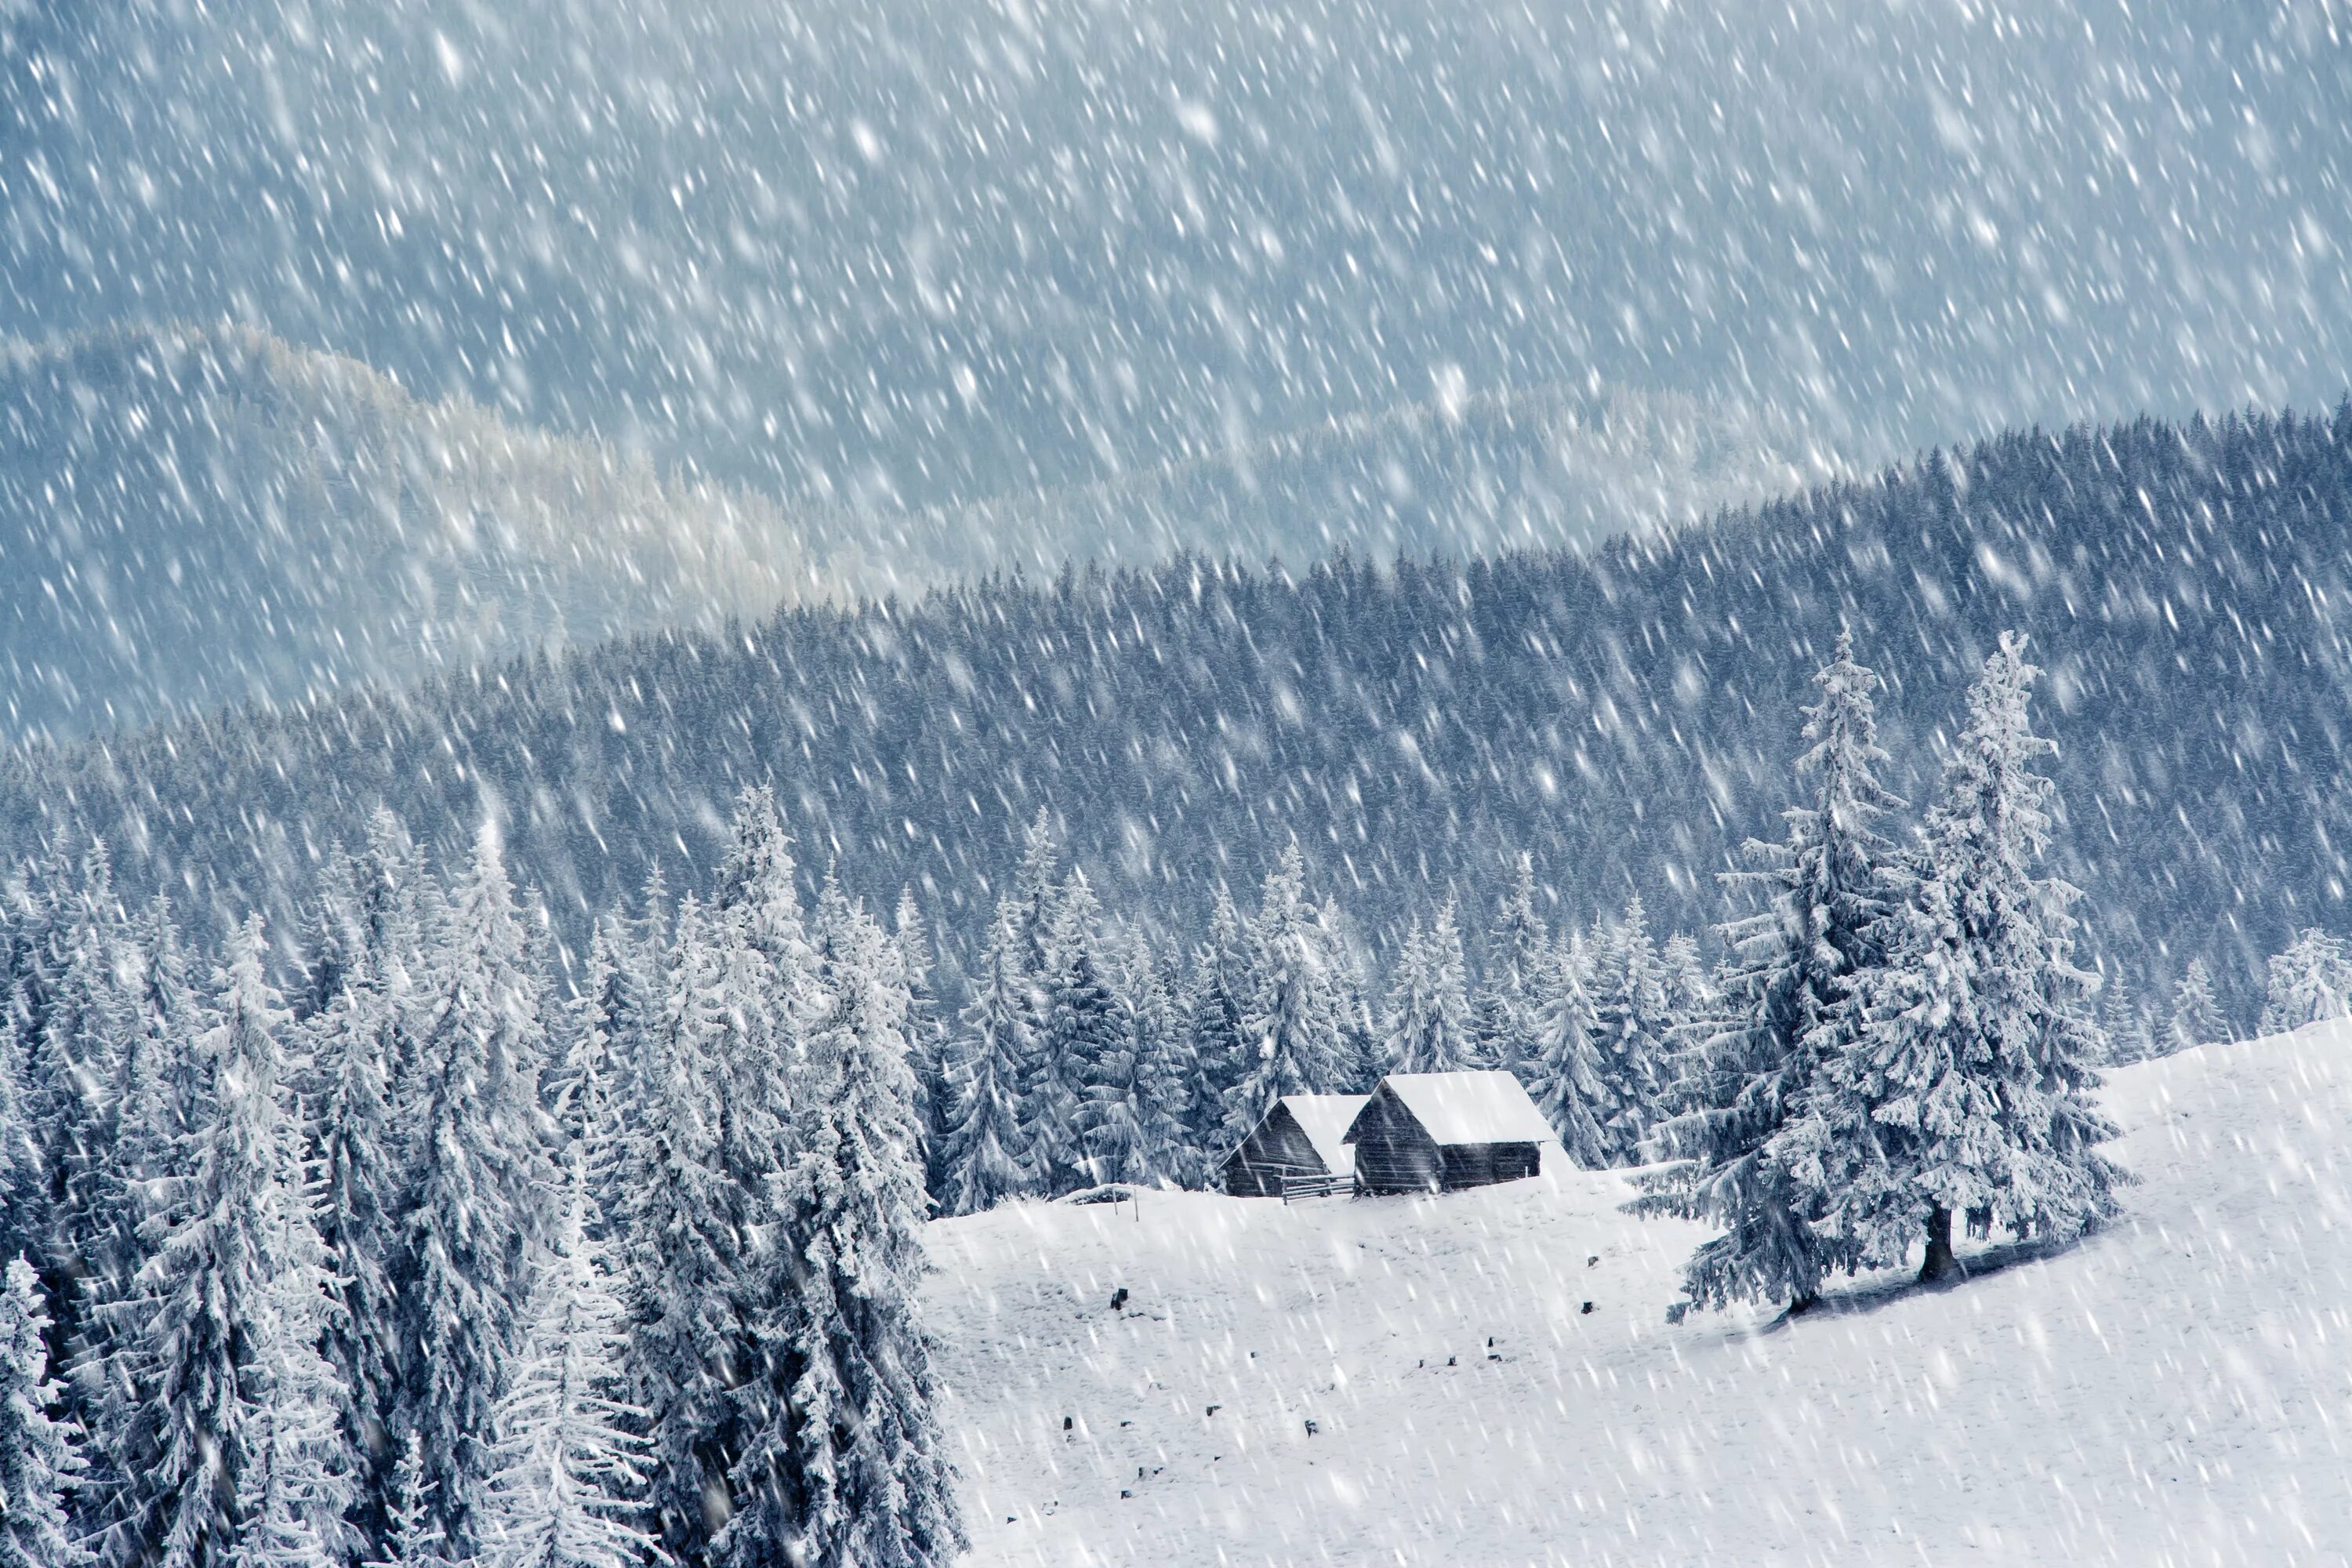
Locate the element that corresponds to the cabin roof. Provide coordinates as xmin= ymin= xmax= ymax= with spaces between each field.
xmin=1279 ymin=1094 xmax=1370 ymax=1174
xmin=1351 ymin=1071 xmax=1555 ymax=1147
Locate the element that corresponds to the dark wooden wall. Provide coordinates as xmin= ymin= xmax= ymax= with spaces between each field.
xmin=1349 ymin=1091 xmax=1444 ymax=1193
xmin=1221 ymin=1105 xmax=1329 ymax=1197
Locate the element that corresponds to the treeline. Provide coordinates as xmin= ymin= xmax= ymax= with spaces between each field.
xmin=9 ymin=407 xmax=2352 ymax=1022
xmin=0 ymin=792 xmax=960 ymax=1566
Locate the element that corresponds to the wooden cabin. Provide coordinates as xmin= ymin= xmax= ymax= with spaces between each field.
xmin=1221 ymin=1094 xmax=1371 ymax=1197
xmin=1345 ymin=1071 xmax=1556 ymax=1194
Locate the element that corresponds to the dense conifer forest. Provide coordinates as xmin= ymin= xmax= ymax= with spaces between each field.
xmin=4 ymin=408 xmax=2350 ymax=1021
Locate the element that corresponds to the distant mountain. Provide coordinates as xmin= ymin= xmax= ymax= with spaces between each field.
xmin=0 ymin=321 xmax=1828 ymax=739
xmin=5 ymin=404 xmax=2348 ymax=1022
xmin=0 ymin=324 xmax=867 ymax=738
xmin=878 ymin=378 xmax=1835 ymax=576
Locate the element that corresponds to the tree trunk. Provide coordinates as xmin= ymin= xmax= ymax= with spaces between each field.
xmin=1919 ymin=1204 xmax=1958 ymax=1283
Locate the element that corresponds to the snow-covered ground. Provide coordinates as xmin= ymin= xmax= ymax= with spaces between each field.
xmin=926 ymin=1025 xmax=2352 ymax=1565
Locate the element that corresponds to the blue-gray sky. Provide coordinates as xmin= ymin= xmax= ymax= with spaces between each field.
xmin=3 ymin=0 xmax=2347 ymax=523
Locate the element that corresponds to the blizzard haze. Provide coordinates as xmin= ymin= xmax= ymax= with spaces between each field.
xmin=3 ymin=0 xmax=2346 ymax=522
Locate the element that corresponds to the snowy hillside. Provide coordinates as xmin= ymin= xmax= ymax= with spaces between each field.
xmin=927 ymin=1026 xmax=2352 ymax=1564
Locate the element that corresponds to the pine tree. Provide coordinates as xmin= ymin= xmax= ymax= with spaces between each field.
xmin=2166 ymin=960 xmax=2228 ymax=1053
xmin=935 ymin=901 xmax=1035 ymax=1217
xmin=114 ymin=916 xmax=350 ymax=1568
xmin=24 ymin=843 xmax=133 ymax=1396
xmin=1116 ymin=936 xmax=1195 ymax=1186
xmin=398 ymin=829 xmax=556 ymax=1559
xmin=1588 ymin=897 xmax=1671 ymax=1161
xmin=890 ymin=890 xmax=950 ymax=1203
xmin=1228 ymin=848 xmax=1355 ymax=1140
xmin=303 ymin=917 xmax=409 ymax=1542
xmin=1778 ymin=633 xmax=2125 ymax=1284
xmin=0 ymin=1254 xmax=89 ymax=1568
xmin=2260 ymin=929 xmax=2350 ymax=1036
xmin=1525 ymin=936 xmax=1610 ymax=1169
xmin=1034 ymin=873 xmax=1125 ymax=1192
xmin=1632 ymin=632 xmax=1907 ymax=1316
xmin=2096 ymin=971 xmax=2156 ymax=1065
xmin=1472 ymin=855 xmax=1550 ymax=1076
xmin=474 ymin=1138 xmax=651 ymax=1568
xmin=1384 ymin=901 xmax=1475 ymax=1075
xmin=739 ymin=895 xmax=963 ymax=1568
xmin=1181 ymin=889 xmax=1253 ymax=1151
xmin=614 ymin=897 xmax=738 ymax=1566
xmin=364 ymin=1435 xmax=449 ymax=1568
xmin=231 ymin=1185 xmax=359 ymax=1568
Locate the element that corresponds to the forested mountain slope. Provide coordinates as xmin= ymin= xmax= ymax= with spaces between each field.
xmin=5 ymin=406 xmax=2349 ymax=1016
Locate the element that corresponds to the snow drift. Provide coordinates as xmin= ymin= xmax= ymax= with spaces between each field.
xmin=927 ymin=1024 xmax=2352 ymax=1564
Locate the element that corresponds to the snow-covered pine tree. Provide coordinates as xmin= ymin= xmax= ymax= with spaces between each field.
xmin=2260 ymin=928 xmax=2350 ymax=1035
xmin=1036 ymin=873 xmax=1127 ymax=1192
xmin=2092 ymin=970 xmax=2159 ymax=1065
xmin=1525 ymin=934 xmax=1610 ymax=1169
xmin=23 ymin=843 xmax=134 ymax=1394
xmin=739 ymin=894 xmax=962 ymax=1568
xmin=111 ymin=916 xmax=347 ymax=1568
xmin=1116 ymin=935 xmax=1195 ymax=1186
xmin=1383 ymin=901 xmax=1475 ymax=1075
xmin=303 ymin=909 xmax=409 ymax=1543
xmin=397 ymin=828 xmax=557 ymax=1559
xmin=614 ymin=896 xmax=739 ymax=1565
xmin=890 ymin=889 xmax=951 ymax=1202
xmin=1471 ymin=855 xmax=1549 ymax=1076
xmin=0 ymin=1254 xmax=89 ymax=1568
xmin=364 ymin=1435 xmax=448 ymax=1568
xmin=935 ymin=900 xmax=1035 ymax=1217
xmin=1010 ymin=808 xmax=1064 ymax=987
xmin=1181 ymin=888 xmax=1253 ymax=1150
xmin=2166 ymin=959 xmax=2228 ymax=1053
xmin=561 ymin=919 xmax=649 ymax=1232
xmin=1588 ymin=896 xmax=1671 ymax=1162
xmin=1777 ymin=633 xmax=2124 ymax=1284
xmin=1225 ymin=848 xmax=1356 ymax=1142
xmin=474 ymin=1134 xmax=651 ymax=1568
xmin=1631 ymin=631 xmax=1906 ymax=1315
xmin=231 ymin=1145 xmax=359 ymax=1568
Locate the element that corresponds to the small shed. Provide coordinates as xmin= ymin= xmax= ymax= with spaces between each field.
xmin=1345 ymin=1071 xmax=1556 ymax=1193
xmin=1221 ymin=1094 xmax=1371 ymax=1197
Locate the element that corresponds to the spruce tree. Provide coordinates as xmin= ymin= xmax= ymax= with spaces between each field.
xmin=1633 ymin=632 xmax=1905 ymax=1314
xmin=0 ymin=1254 xmax=89 ymax=1568
xmin=1384 ymin=902 xmax=1475 ymax=1075
xmin=304 ymin=916 xmax=408 ymax=1539
xmin=935 ymin=901 xmax=1034 ymax=1217
xmin=742 ymin=896 xmax=963 ymax=1568
xmin=2096 ymin=971 xmax=2155 ymax=1065
xmin=1525 ymin=935 xmax=1610 ymax=1169
xmin=114 ymin=917 xmax=348 ymax=1568
xmin=1472 ymin=855 xmax=1550 ymax=1075
xmin=1779 ymin=633 xmax=2124 ymax=1283
xmin=614 ymin=897 xmax=738 ymax=1566
xmin=475 ymin=1138 xmax=651 ymax=1568
xmin=1117 ymin=936 xmax=1195 ymax=1186
xmin=1182 ymin=889 xmax=1254 ymax=1149
xmin=2260 ymin=929 xmax=2350 ymax=1035
xmin=890 ymin=890 xmax=950 ymax=1202
xmin=1036 ymin=874 xmax=1125 ymax=1192
xmin=397 ymin=829 xmax=556 ymax=1559
xmin=1228 ymin=848 xmax=1354 ymax=1140
xmin=2166 ymin=960 xmax=2227 ymax=1053
xmin=364 ymin=1435 xmax=449 ymax=1568
xmin=1588 ymin=897 xmax=1671 ymax=1161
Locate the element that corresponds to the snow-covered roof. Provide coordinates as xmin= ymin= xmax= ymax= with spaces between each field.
xmin=1355 ymin=1071 xmax=1556 ymax=1146
xmin=1280 ymin=1094 xmax=1370 ymax=1175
